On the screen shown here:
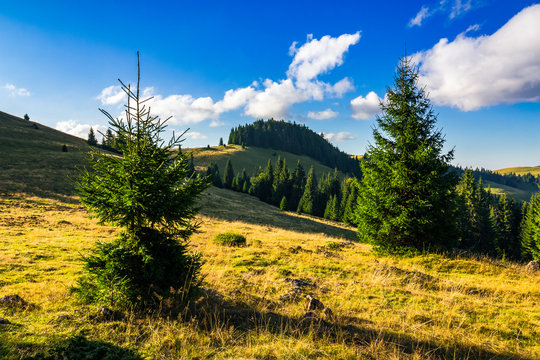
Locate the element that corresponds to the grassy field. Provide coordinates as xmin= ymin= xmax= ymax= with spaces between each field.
xmin=1 ymin=188 xmax=540 ymax=359
xmin=484 ymin=180 xmax=537 ymax=203
xmin=188 ymin=144 xmax=347 ymax=179
xmin=1 ymin=115 xmax=540 ymax=359
xmin=495 ymin=166 xmax=540 ymax=176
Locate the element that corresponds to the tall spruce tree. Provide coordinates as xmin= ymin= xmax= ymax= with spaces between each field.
xmin=297 ymin=166 xmax=318 ymax=215
xmin=521 ymin=192 xmax=540 ymax=260
xmin=74 ymin=54 xmax=208 ymax=309
xmin=355 ymin=57 xmax=458 ymax=251
xmin=222 ymin=159 xmax=234 ymax=189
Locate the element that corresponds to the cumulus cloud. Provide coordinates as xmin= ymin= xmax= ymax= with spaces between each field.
xmin=4 ymin=83 xmax=30 ymax=96
xmin=287 ymin=32 xmax=361 ymax=82
xmin=411 ymin=4 xmax=540 ymax=111
xmin=97 ymin=33 xmax=359 ymax=124
xmin=308 ymin=109 xmax=338 ymax=120
xmin=450 ymin=0 xmax=472 ymax=19
xmin=409 ymin=6 xmax=430 ymax=27
xmin=97 ymin=85 xmax=125 ymax=105
xmin=350 ymin=91 xmax=382 ymax=120
xmin=324 ymin=131 xmax=356 ymax=142
xmin=55 ymin=120 xmax=107 ymax=141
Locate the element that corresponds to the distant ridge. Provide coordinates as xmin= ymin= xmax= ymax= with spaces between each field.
xmin=228 ymin=119 xmax=361 ymax=176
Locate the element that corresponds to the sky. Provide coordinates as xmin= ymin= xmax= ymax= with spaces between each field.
xmin=0 ymin=0 xmax=539 ymax=170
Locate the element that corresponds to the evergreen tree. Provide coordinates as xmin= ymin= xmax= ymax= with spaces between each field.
xmin=219 ymin=137 xmax=224 ymax=146
xmin=24 ymin=113 xmax=30 ymax=121
xmin=324 ymin=195 xmax=338 ymax=221
xmin=206 ymin=163 xmax=222 ymax=187
xmin=496 ymin=194 xmax=514 ymax=258
xmin=297 ymin=166 xmax=318 ymax=215
xmin=74 ymin=55 xmax=208 ymax=309
xmin=222 ymin=159 xmax=234 ymax=189
xmin=87 ymin=127 xmax=98 ymax=146
xmin=521 ymin=192 xmax=540 ymax=261
xmin=186 ymin=153 xmax=195 ymax=176
xmin=249 ymin=160 xmax=273 ymax=202
xmin=355 ymin=57 xmax=458 ymax=252
xmin=289 ymin=160 xmax=306 ymax=211
xmin=280 ymin=196 xmax=288 ymax=211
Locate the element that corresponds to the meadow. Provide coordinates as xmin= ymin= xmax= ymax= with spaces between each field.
xmin=1 ymin=187 xmax=539 ymax=359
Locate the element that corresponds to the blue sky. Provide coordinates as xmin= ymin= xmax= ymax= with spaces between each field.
xmin=1 ymin=0 xmax=539 ymax=170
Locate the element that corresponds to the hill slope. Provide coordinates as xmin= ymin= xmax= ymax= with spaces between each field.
xmin=0 ymin=111 xmax=89 ymax=198
xmin=496 ymin=166 xmax=540 ymax=176
xmin=189 ymin=144 xmax=347 ymax=180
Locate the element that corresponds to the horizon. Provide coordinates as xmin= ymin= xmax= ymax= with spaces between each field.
xmin=1 ymin=0 xmax=539 ymax=170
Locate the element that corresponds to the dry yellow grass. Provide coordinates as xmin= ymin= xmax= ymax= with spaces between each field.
xmin=1 ymin=188 xmax=540 ymax=359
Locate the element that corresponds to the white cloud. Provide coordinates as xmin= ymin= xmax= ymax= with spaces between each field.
xmin=324 ymin=131 xmax=356 ymax=142
xmin=450 ymin=0 xmax=472 ymax=19
xmin=183 ymin=131 xmax=207 ymax=140
xmin=55 ymin=120 xmax=107 ymax=141
xmin=308 ymin=108 xmax=338 ymax=120
xmin=411 ymin=4 xmax=540 ymax=111
xmin=209 ymin=119 xmax=225 ymax=127
xmin=4 ymin=83 xmax=30 ymax=96
xmin=350 ymin=91 xmax=382 ymax=120
xmin=409 ymin=6 xmax=430 ymax=27
xmin=99 ymin=33 xmax=360 ymax=124
xmin=287 ymin=32 xmax=361 ymax=82
xmin=97 ymin=85 xmax=125 ymax=105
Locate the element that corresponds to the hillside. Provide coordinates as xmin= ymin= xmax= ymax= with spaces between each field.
xmin=189 ymin=144 xmax=347 ymax=180
xmin=496 ymin=166 xmax=540 ymax=176
xmin=0 ymin=111 xmax=89 ymax=199
xmin=228 ymin=119 xmax=361 ymax=176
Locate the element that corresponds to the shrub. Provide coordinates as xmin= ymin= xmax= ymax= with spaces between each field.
xmin=213 ymin=232 xmax=247 ymax=247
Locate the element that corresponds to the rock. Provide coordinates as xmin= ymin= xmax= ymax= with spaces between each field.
xmin=306 ymin=295 xmax=325 ymax=311
xmin=525 ymin=260 xmax=540 ymax=272
xmin=303 ymin=311 xmax=317 ymax=319
xmin=0 ymin=294 xmax=27 ymax=307
xmin=285 ymin=278 xmax=315 ymax=290
xmin=322 ymin=307 xmax=334 ymax=320
xmin=98 ymin=306 xmax=114 ymax=318
xmin=0 ymin=318 xmax=10 ymax=324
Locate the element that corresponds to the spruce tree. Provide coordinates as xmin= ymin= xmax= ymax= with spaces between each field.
xmin=496 ymin=194 xmax=514 ymax=258
xmin=355 ymin=57 xmax=458 ymax=252
xmin=521 ymin=192 xmax=540 ymax=260
xmin=219 ymin=137 xmax=224 ymax=146
xmin=297 ymin=166 xmax=318 ymax=215
xmin=74 ymin=54 xmax=209 ymax=309
xmin=87 ymin=127 xmax=98 ymax=146
xmin=222 ymin=159 xmax=234 ymax=189
xmin=280 ymin=196 xmax=288 ymax=211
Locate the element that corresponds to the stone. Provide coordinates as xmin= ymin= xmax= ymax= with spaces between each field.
xmin=322 ymin=307 xmax=334 ymax=320
xmin=0 ymin=294 xmax=27 ymax=307
xmin=525 ymin=260 xmax=540 ymax=272
xmin=303 ymin=311 xmax=317 ymax=319
xmin=0 ymin=318 xmax=10 ymax=324
xmin=306 ymin=295 xmax=325 ymax=311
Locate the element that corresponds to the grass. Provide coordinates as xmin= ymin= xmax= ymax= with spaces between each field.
xmin=484 ymin=180 xmax=536 ymax=202
xmin=188 ymin=144 xmax=347 ymax=179
xmin=1 ymin=189 xmax=539 ymax=359
xmin=213 ymin=232 xmax=247 ymax=246
xmin=495 ymin=166 xmax=540 ymax=176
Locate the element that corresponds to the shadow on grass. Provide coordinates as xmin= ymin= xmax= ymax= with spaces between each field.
xmin=198 ymin=186 xmax=358 ymax=241
xmin=188 ymin=288 xmax=530 ymax=360
xmin=5 ymin=334 xmax=142 ymax=360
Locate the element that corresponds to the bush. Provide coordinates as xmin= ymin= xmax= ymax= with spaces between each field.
xmin=213 ymin=232 xmax=247 ymax=247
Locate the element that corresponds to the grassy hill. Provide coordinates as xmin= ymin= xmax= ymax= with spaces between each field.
xmin=1 ymin=114 xmax=540 ymax=358
xmin=495 ymin=166 xmax=540 ymax=176
xmin=484 ymin=180 xmax=537 ymax=202
xmin=0 ymin=111 xmax=89 ymax=199
xmin=188 ymin=144 xmax=347 ymax=179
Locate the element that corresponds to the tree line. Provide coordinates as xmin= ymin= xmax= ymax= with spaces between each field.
xmin=87 ymin=127 xmax=122 ymax=154
xmin=205 ymin=157 xmax=358 ymax=225
xmin=227 ymin=119 xmax=361 ymax=177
